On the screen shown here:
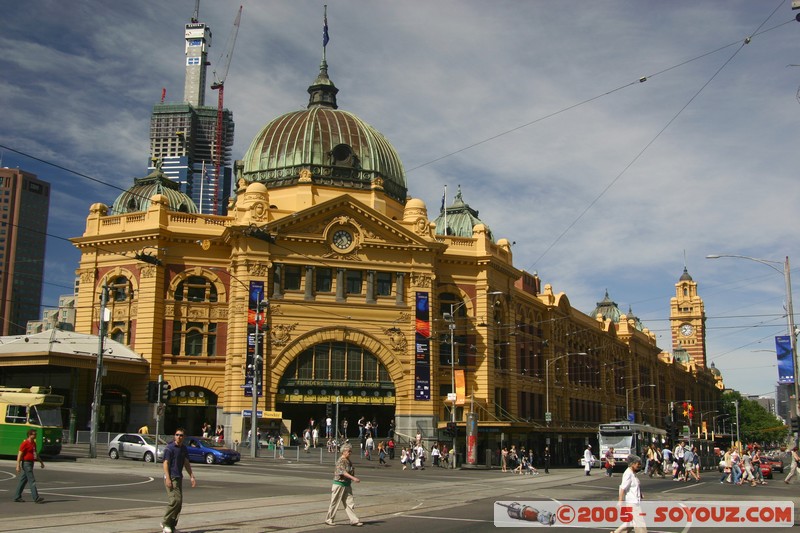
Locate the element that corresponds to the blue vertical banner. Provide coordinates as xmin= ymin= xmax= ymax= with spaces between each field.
xmin=415 ymin=292 xmax=431 ymax=401
xmin=245 ymin=281 xmax=265 ymax=397
xmin=776 ymin=335 xmax=794 ymax=384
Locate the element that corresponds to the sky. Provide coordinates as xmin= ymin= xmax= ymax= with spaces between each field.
xmin=1 ymin=1 xmax=799 ymax=400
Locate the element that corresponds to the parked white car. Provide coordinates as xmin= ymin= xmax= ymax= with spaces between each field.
xmin=108 ymin=433 xmax=166 ymax=462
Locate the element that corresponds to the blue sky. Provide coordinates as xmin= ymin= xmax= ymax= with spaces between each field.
xmin=2 ymin=1 xmax=799 ymax=399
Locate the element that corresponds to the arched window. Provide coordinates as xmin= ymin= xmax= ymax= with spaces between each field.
xmin=174 ymin=275 xmax=218 ymax=302
xmin=103 ymin=276 xmax=133 ymax=346
xmin=281 ymin=342 xmax=391 ymax=384
xmin=110 ymin=276 xmax=132 ymax=302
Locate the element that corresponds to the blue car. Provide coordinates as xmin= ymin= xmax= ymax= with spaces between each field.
xmin=184 ymin=436 xmax=241 ymax=464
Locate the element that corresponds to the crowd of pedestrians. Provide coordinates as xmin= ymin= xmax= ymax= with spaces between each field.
xmin=719 ymin=444 xmax=769 ymax=486
xmin=500 ymin=444 xmax=540 ymax=475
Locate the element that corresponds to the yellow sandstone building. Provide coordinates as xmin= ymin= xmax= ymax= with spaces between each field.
xmin=62 ymin=54 xmax=722 ymax=464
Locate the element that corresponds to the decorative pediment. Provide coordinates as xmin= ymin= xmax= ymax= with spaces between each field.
xmin=264 ymin=195 xmax=438 ymax=252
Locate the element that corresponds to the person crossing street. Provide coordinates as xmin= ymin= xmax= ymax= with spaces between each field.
xmin=13 ymin=429 xmax=45 ymax=503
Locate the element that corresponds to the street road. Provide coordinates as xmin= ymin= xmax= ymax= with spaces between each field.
xmin=1 ymin=452 xmax=798 ymax=532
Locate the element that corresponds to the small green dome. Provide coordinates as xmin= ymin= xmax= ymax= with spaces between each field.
xmin=111 ymin=168 xmax=198 ymax=215
xmin=592 ymin=290 xmax=621 ymax=323
xmin=433 ymin=186 xmax=494 ymax=242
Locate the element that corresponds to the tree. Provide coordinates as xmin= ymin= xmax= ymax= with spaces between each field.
xmin=720 ymin=391 xmax=788 ymax=446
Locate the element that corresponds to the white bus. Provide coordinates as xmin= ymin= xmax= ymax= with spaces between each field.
xmin=598 ymin=421 xmax=666 ymax=469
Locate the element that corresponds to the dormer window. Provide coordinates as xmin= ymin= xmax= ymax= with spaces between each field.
xmin=330 ymin=143 xmax=359 ymax=168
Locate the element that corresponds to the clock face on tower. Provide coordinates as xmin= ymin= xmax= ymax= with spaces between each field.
xmin=680 ymin=323 xmax=694 ymax=337
xmin=332 ymin=229 xmax=353 ymax=250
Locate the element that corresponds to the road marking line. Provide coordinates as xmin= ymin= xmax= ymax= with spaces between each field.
xmin=403 ymin=515 xmax=492 ymax=523
xmin=31 ymin=491 xmax=164 ymax=504
xmin=38 ymin=478 xmax=157 ymax=491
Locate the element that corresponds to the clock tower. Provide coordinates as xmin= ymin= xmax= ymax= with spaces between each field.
xmin=670 ymin=267 xmax=707 ymax=368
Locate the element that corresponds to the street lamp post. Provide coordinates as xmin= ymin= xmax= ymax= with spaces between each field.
xmin=443 ymin=291 xmax=502 ymax=468
xmin=212 ymin=268 xmax=268 ymax=459
xmin=250 ymin=295 xmax=267 ymax=458
xmin=699 ymin=410 xmax=717 ymax=437
xmin=713 ymin=413 xmax=729 ymax=435
xmin=707 ymin=254 xmax=799 ymax=422
xmin=625 ymin=384 xmax=655 ymax=422
xmin=545 ymin=352 xmax=586 ymax=423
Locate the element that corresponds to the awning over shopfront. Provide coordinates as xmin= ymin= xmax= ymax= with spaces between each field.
xmin=0 ymin=329 xmax=148 ymax=373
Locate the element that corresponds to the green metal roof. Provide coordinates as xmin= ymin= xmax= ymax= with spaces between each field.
xmin=433 ymin=186 xmax=494 ymax=242
xmin=111 ymin=167 xmax=198 ymax=215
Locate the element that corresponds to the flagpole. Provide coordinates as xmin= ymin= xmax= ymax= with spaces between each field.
xmin=323 ymin=5 xmax=328 ymax=63
xmin=443 ymin=184 xmax=447 ymax=236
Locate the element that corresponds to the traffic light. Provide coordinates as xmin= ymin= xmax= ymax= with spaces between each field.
xmin=147 ymin=381 xmax=159 ymax=403
xmin=160 ymin=381 xmax=171 ymax=402
xmin=326 ymin=403 xmax=333 ymax=417
xmin=446 ymin=421 xmax=457 ymax=437
xmin=792 ymin=417 xmax=799 ymax=433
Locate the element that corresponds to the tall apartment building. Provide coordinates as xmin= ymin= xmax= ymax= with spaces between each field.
xmin=0 ymin=168 xmax=50 ymax=335
xmin=146 ymin=12 xmax=234 ymax=215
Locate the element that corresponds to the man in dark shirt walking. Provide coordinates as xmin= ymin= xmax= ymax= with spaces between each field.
xmin=13 ymin=429 xmax=45 ymax=503
xmin=161 ymin=428 xmax=196 ymax=533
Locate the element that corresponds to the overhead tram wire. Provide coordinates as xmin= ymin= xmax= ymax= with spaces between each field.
xmin=405 ymin=15 xmax=793 ymax=175
xmin=0 ymin=12 xmax=794 ymax=262
xmin=709 ymin=331 xmax=785 ymax=363
xmin=528 ymin=8 xmax=789 ymax=272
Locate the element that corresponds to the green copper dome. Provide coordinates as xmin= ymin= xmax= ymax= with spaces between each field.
xmin=592 ymin=290 xmax=622 ymax=324
xmin=241 ymin=60 xmax=407 ymax=203
xmin=111 ymin=167 xmax=198 ymax=215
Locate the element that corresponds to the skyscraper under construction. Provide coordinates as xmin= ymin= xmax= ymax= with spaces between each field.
xmin=147 ymin=7 xmax=234 ymax=215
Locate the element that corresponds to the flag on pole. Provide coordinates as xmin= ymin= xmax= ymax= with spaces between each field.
xmin=323 ymin=7 xmax=330 ymax=47
xmin=442 ymin=185 xmax=448 ymax=235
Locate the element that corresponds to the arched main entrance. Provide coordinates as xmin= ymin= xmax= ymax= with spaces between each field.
xmin=163 ymin=387 xmax=218 ymax=436
xmin=276 ymin=341 xmax=396 ymax=441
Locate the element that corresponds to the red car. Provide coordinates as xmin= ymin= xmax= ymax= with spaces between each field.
xmin=759 ymin=461 xmax=773 ymax=480
xmin=766 ymin=456 xmax=784 ymax=474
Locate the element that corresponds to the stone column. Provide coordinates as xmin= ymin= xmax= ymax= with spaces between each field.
xmin=304 ymin=266 xmax=314 ymax=301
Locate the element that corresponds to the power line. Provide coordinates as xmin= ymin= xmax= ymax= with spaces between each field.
xmin=527 ymin=7 xmax=790 ymax=272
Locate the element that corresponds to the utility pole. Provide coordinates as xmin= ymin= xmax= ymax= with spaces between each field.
xmin=89 ymin=284 xmax=109 ymax=459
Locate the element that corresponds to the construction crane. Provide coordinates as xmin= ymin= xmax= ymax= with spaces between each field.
xmin=210 ymin=5 xmax=242 ymax=214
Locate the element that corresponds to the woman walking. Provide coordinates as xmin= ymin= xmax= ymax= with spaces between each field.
xmin=325 ymin=443 xmax=363 ymax=527
xmin=611 ymin=455 xmax=646 ymax=533
xmin=784 ymin=447 xmax=800 ymax=484
xmin=400 ymin=447 xmax=409 ymax=470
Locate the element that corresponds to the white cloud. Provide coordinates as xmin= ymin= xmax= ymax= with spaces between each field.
xmin=1 ymin=0 xmax=797 ymax=398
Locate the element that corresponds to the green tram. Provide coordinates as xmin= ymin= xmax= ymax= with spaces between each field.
xmin=0 ymin=387 xmax=64 ymax=456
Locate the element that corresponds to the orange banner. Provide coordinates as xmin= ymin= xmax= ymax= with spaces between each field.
xmin=455 ymin=369 xmax=466 ymax=406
